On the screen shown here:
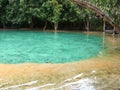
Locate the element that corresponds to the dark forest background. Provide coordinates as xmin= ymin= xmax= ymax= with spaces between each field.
xmin=0 ymin=0 xmax=120 ymax=31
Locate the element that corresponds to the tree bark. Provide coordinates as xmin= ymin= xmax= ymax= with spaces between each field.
xmin=30 ymin=21 xmax=34 ymax=29
xmin=85 ymin=15 xmax=90 ymax=31
xmin=30 ymin=16 xmax=34 ymax=29
xmin=86 ymin=17 xmax=89 ymax=31
xmin=3 ymin=23 xmax=6 ymax=29
xmin=43 ymin=21 xmax=47 ymax=31
xmin=103 ymin=20 xmax=106 ymax=32
xmin=54 ymin=22 xmax=58 ymax=32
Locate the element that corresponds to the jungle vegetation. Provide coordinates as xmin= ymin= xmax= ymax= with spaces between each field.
xmin=0 ymin=0 xmax=120 ymax=31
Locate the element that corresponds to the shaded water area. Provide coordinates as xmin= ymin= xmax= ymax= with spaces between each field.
xmin=0 ymin=30 xmax=104 ymax=64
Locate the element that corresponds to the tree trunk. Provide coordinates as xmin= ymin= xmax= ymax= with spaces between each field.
xmin=72 ymin=0 xmax=120 ymax=33
xmin=43 ymin=21 xmax=47 ymax=31
xmin=103 ymin=20 xmax=106 ymax=32
xmin=30 ymin=21 xmax=34 ymax=29
xmin=3 ymin=23 xmax=6 ymax=29
xmin=30 ymin=17 xmax=34 ymax=29
xmin=86 ymin=18 xmax=89 ymax=31
xmin=85 ymin=16 xmax=90 ymax=31
xmin=54 ymin=22 xmax=58 ymax=32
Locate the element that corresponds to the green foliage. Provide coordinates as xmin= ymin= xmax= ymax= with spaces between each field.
xmin=0 ymin=0 xmax=120 ymax=29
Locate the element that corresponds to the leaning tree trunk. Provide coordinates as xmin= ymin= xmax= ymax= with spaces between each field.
xmin=72 ymin=0 xmax=120 ymax=34
xmin=54 ymin=22 xmax=58 ymax=32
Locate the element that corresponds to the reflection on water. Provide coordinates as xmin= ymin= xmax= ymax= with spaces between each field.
xmin=106 ymin=34 xmax=120 ymax=50
xmin=102 ymin=32 xmax=105 ymax=49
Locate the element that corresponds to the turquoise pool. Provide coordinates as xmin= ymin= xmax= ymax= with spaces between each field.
xmin=0 ymin=30 xmax=103 ymax=64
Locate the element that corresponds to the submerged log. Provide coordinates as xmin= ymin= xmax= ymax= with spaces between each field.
xmin=105 ymin=30 xmax=114 ymax=34
xmin=102 ymin=30 xmax=119 ymax=34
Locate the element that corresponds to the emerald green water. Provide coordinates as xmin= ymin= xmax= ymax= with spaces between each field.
xmin=0 ymin=30 xmax=103 ymax=64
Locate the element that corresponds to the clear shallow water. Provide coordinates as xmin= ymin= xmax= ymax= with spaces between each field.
xmin=0 ymin=30 xmax=103 ymax=64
